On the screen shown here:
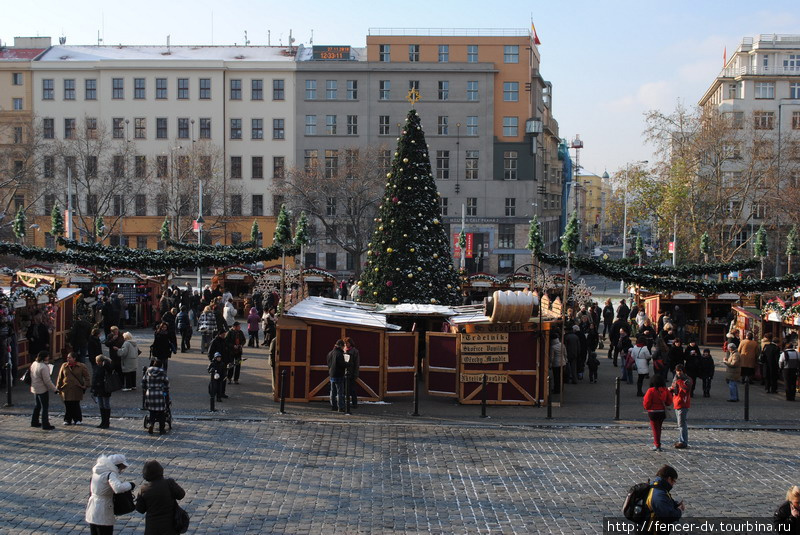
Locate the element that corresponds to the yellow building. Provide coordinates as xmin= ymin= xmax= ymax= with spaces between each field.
xmin=576 ymin=170 xmax=612 ymax=250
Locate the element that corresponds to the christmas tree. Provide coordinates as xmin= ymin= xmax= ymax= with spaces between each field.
xmin=250 ymin=220 xmax=260 ymax=245
xmin=159 ymin=216 xmax=171 ymax=242
xmin=358 ymin=107 xmax=460 ymax=305
xmin=50 ymin=202 xmax=64 ymax=238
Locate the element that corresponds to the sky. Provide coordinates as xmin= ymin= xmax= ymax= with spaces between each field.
xmin=3 ymin=0 xmax=800 ymax=178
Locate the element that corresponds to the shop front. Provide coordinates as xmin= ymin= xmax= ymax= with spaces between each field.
xmin=639 ymin=290 xmax=740 ymax=345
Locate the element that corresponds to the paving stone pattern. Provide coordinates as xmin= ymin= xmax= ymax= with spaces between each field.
xmin=1 ymin=414 xmax=797 ymax=534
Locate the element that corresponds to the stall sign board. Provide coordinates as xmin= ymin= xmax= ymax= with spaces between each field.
xmin=672 ymin=293 xmax=696 ymax=300
xmin=768 ymin=311 xmax=782 ymax=322
xmin=305 ymin=276 xmax=324 ymax=282
xmin=462 ymin=354 xmax=510 ymax=364
xmin=37 ymin=295 xmax=50 ymax=304
xmin=471 ymin=281 xmax=491 ymax=287
xmin=13 ymin=299 xmax=26 ymax=308
xmin=467 ymin=323 xmax=536 ymax=333
xmin=71 ymin=276 xmax=92 ymax=283
xmin=112 ymin=277 xmax=136 ymax=284
xmin=461 ymin=343 xmax=509 ymax=354
xmin=460 ymin=373 xmax=507 ymax=383
xmin=717 ymin=293 xmax=740 ymax=300
xmin=462 ymin=333 xmax=508 ymax=343
xmin=227 ymin=274 xmax=246 ymax=280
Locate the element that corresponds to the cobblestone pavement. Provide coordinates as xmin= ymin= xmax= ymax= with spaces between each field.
xmin=1 ymin=414 xmax=797 ymax=534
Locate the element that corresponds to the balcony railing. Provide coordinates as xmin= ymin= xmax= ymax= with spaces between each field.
xmin=368 ymin=28 xmax=529 ymax=37
xmin=720 ymin=65 xmax=800 ymax=77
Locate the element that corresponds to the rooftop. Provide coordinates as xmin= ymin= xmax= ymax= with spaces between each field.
xmin=368 ymin=28 xmax=530 ymax=37
xmin=0 ymin=48 xmax=47 ymax=61
xmin=36 ymin=45 xmax=299 ymax=63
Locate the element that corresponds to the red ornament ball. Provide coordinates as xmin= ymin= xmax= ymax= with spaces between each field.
xmin=386 ymin=281 xmax=393 ymax=287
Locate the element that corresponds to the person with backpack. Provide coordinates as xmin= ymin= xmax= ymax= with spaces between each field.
xmin=779 ymin=342 xmax=799 ymax=401
xmin=643 ymin=374 xmax=671 ymax=451
xmin=631 ymin=335 xmax=652 ymax=397
xmin=670 ymin=364 xmax=692 ymax=449
xmin=699 ymin=349 xmax=715 ymax=398
xmin=646 ymin=465 xmax=685 ymax=523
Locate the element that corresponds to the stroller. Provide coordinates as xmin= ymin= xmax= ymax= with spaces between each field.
xmin=141 ymin=364 xmax=173 ymax=431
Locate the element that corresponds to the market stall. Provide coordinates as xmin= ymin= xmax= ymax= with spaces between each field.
xmin=215 ymin=266 xmax=259 ymax=315
xmin=732 ymin=305 xmax=765 ymax=341
xmin=638 ymin=290 xmax=740 ymax=345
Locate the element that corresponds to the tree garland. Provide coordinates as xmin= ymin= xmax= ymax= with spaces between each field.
xmin=538 ymin=251 xmax=758 ymax=277
xmin=165 ymin=239 xmax=257 ymax=251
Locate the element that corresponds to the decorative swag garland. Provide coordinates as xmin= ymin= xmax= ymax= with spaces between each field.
xmin=165 ymin=239 xmax=257 ymax=251
xmin=543 ymin=253 xmax=760 ymax=277
xmin=0 ymin=240 xmax=298 ymax=273
xmin=536 ymin=251 xmax=800 ymax=295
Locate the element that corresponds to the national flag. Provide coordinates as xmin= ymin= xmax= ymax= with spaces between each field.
xmin=531 ymin=21 xmax=541 ymax=45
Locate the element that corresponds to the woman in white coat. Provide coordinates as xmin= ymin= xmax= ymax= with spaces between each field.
xmin=116 ymin=332 xmax=139 ymax=391
xmin=86 ymin=454 xmax=135 ymax=535
xmin=631 ymin=335 xmax=653 ymax=397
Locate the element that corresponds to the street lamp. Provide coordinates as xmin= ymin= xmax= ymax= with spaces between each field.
xmin=620 ymin=160 xmax=648 ymax=293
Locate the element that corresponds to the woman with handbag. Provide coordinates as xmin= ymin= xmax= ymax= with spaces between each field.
xmin=92 ymin=355 xmax=115 ymax=429
xmin=86 ymin=454 xmax=136 ymax=535
xmin=56 ymin=352 xmax=91 ymax=425
xmin=116 ymin=332 xmax=140 ymax=391
xmin=135 ymin=460 xmax=187 ymax=535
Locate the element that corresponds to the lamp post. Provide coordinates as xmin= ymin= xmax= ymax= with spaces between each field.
xmin=620 ymin=160 xmax=648 ymax=293
xmin=196 ymin=179 xmax=204 ymax=289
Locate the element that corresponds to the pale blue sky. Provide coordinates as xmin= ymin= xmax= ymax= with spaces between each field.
xmin=3 ymin=0 xmax=799 ymax=177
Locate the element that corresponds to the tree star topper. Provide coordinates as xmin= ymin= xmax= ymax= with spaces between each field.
xmin=406 ymin=87 xmax=421 ymax=105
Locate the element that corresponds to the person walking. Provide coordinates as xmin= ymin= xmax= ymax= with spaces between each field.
xmin=246 ymin=307 xmax=260 ymax=348
xmin=151 ymin=322 xmax=175 ymax=372
xmin=92 ymin=355 xmax=114 ymax=429
xmin=198 ymin=305 xmax=216 ymax=353
xmin=762 ymin=335 xmax=781 ymax=394
xmin=223 ymin=298 xmax=237 ymax=329
xmin=344 ymin=337 xmax=361 ymax=408
xmin=176 ymin=305 xmax=192 ymax=353
xmin=738 ymin=331 xmax=759 ymax=383
xmin=261 ymin=307 xmax=277 ymax=347
xmin=116 ymin=332 xmax=139 ymax=391
xmin=208 ymin=352 xmax=227 ymax=403
xmin=643 ymin=375 xmax=671 ymax=451
xmin=616 ymin=299 xmax=630 ymax=321
xmin=142 ymin=359 xmax=170 ymax=435
xmin=723 ymin=341 xmax=741 ymax=402
xmin=632 ymin=336 xmax=652 ymax=397
xmin=668 ymin=339 xmax=685 ymax=379
xmin=645 ymin=465 xmax=685 ymax=523
xmin=618 ymin=329 xmax=634 ymax=384
xmin=326 ymin=339 xmax=347 ymax=412
xmin=699 ymin=349 xmax=715 ymax=398
xmin=601 ymin=299 xmax=614 ymax=341
xmin=772 ymin=485 xmax=800 ymax=533
xmin=684 ymin=340 xmax=702 ymax=397
xmin=104 ymin=326 xmax=124 ymax=377
xmin=30 ymin=350 xmax=58 ymax=430
xmin=70 ymin=315 xmax=92 ymax=364
xmin=86 ymin=454 xmax=136 ymax=535
xmin=56 ymin=351 xmax=91 ymax=425
xmin=88 ymin=328 xmax=104 ymax=371
xmin=225 ymin=322 xmax=246 ymax=385
xmin=564 ymin=325 xmax=580 ymax=384
xmin=135 ymin=460 xmax=186 ymax=535
xmin=26 ymin=314 xmax=51 ymax=358
xmin=670 ymin=363 xmax=692 ymax=449
xmin=779 ymin=342 xmax=799 ymax=401
xmin=550 ymin=335 xmax=565 ymax=393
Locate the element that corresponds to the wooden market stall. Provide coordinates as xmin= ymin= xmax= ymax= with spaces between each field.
xmin=460 ymin=273 xmax=502 ymax=304
xmin=638 ymin=290 xmax=741 ymax=345
xmin=731 ymin=305 xmax=765 ymax=341
xmin=105 ymin=269 xmax=162 ymax=328
xmin=762 ymin=297 xmax=800 ymax=345
xmin=215 ymin=266 xmax=258 ymax=315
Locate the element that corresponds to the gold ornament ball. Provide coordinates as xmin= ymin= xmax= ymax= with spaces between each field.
xmin=367 ymin=251 xmax=373 ymax=256
xmin=374 ymin=267 xmax=379 ymax=272
xmin=387 ymin=247 xmax=393 ymax=253
xmin=379 ymin=226 xmax=384 ymax=231
xmin=373 ymin=291 xmax=379 ymax=296
xmin=392 ymin=297 xmax=398 ymax=303
xmin=402 ymin=158 xmax=409 ymax=163
xmin=396 ymin=267 xmax=400 ymax=271
xmin=386 ymin=172 xmax=392 ymax=178
xmin=433 ymin=253 xmax=438 ymax=259
xmin=417 ymin=267 xmax=422 ymax=271
xmin=447 ymin=284 xmax=452 ymax=289
xmin=430 ymin=298 xmax=436 ymax=304
xmin=357 ymin=281 xmax=363 ymax=286
xmin=403 ymin=234 xmax=408 ymax=238
xmin=409 ymin=247 xmax=415 ymax=253
xmin=407 ymin=273 xmax=414 ymax=279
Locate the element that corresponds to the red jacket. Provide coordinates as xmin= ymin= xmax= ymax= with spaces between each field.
xmin=671 ymin=375 xmax=692 ymax=409
xmin=643 ymin=386 xmax=671 ymax=412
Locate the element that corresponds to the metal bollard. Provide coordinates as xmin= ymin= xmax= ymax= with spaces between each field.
xmin=4 ymin=354 xmax=13 ymax=408
xmin=344 ymin=370 xmax=351 ymax=415
xmin=279 ymin=369 xmax=288 ymax=414
xmin=141 ymin=366 xmax=147 ymax=411
xmin=614 ymin=377 xmax=620 ymax=421
xmin=546 ymin=375 xmax=552 ymax=420
xmin=744 ymin=376 xmax=750 ymax=421
xmin=480 ymin=374 xmax=488 ymax=418
xmin=412 ymin=370 xmax=420 ymax=417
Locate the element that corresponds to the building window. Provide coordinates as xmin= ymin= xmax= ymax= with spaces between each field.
xmin=346 ymin=79 xmax=358 ymax=100
xmin=467 ymin=81 xmax=478 ymax=101
xmin=85 ymin=79 xmax=97 ymax=100
xmin=379 ymin=44 xmax=390 ymax=62
xmin=111 ymin=118 xmax=124 ymax=139
xmin=230 ymin=119 xmax=242 ymax=139
xmin=273 ymin=156 xmax=285 ymax=179
xmin=272 ymin=119 xmax=285 ymax=139
xmin=42 ymin=79 xmax=54 ymax=100
xmin=438 ymin=81 xmax=449 ymax=101
xmin=440 ymin=197 xmax=448 ymax=216
xmin=466 ymin=197 xmax=477 ymax=216
xmin=754 ymin=82 xmax=775 ymax=99
xmin=251 ymin=118 xmax=263 ymax=140
xmin=43 ymin=118 xmax=54 ymax=139
xmin=113 ymin=195 xmax=125 ymax=216
xmin=326 ymin=115 xmax=337 ymax=135
xmin=156 ymin=78 xmax=167 ymax=99
xmin=408 ymin=44 xmax=419 ymax=62
xmin=305 ymin=115 xmax=317 ymax=135
xmin=64 ymin=79 xmax=76 ymax=100
xmin=438 ymin=116 xmax=449 ymax=135
xmin=790 ymin=83 xmax=800 ymax=100
xmin=252 ymin=156 xmax=263 ymax=179
xmin=155 ymin=194 xmax=167 ymax=216
xmin=177 ymin=78 xmax=189 ymax=99
xmin=438 ymin=45 xmax=449 ymax=63
xmin=326 ymin=197 xmax=337 ymax=216
xmin=324 ymin=150 xmax=338 ymax=178
xmin=44 ymin=156 xmax=54 ymax=178
xmin=408 ymin=80 xmax=419 ymax=92
xmin=64 ymin=118 xmax=76 ymax=139
xmin=13 ymin=98 xmax=22 ymax=110
xmin=251 ymin=195 xmax=264 ymax=216
xmin=436 ymin=150 xmax=450 ymax=179
xmin=84 ymin=156 xmax=97 ymax=178
xmin=12 ymin=72 xmax=23 ymax=85
xmin=230 ymin=194 xmax=242 ymax=216
xmin=272 ymin=79 xmax=284 ymax=100
xmin=503 ymin=81 xmax=519 ymax=102
xmin=498 ymin=254 xmax=514 ymax=274
xmin=379 ymin=80 xmax=390 ymax=100
xmin=467 ymin=45 xmax=478 ymax=63
xmin=231 ymin=156 xmax=242 ymax=179
xmin=177 ymin=118 xmax=190 ymax=139
xmin=466 ymin=150 xmax=479 ymax=180
xmin=347 ymin=115 xmax=358 ymax=135
xmin=199 ymin=78 xmax=211 ymax=99
xmin=135 ymin=156 xmax=146 ymax=179
xmin=498 ymin=224 xmax=515 ymax=248
xmin=727 ymin=83 xmax=739 ymax=99
xmin=379 ymin=115 xmax=390 ymax=135
xmin=344 ymin=150 xmax=358 ymax=179
xmin=133 ymin=77 xmax=145 ymax=99
xmin=793 ymin=111 xmax=800 ymax=130
xmin=505 ymin=198 xmax=516 ymax=217
xmin=504 ymin=45 xmax=519 ymax=63
xmin=326 ymin=79 xmax=338 ymax=100
xmin=304 ymin=149 xmax=318 ymax=173
xmin=230 ymin=232 xmax=242 ymax=245
xmin=136 ymin=236 xmax=148 ymax=249
xmin=785 ymin=54 xmax=800 ymax=71
xmin=466 ymin=116 xmax=478 ymax=136
xmin=251 ymin=79 xmax=263 ymax=100
xmin=326 ymin=253 xmax=337 ymax=271
xmin=754 ymin=111 xmax=774 ymax=130
xmin=156 ymin=118 xmax=168 ymax=139
xmin=86 ymin=194 xmax=98 ymax=216
xmin=112 ymin=78 xmax=124 ymax=99
xmin=305 ymin=79 xmax=317 ymax=100
xmin=504 ymin=151 xmax=518 ymax=180
xmin=135 ymin=194 xmax=146 ymax=216
xmin=305 ymin=252 xmax=317 ymax=267
xmin=379 ymin=150 xmax=391 ymax=174
xmin=731 ymin=111 xmax=744 ymax=129
xmin=11 ymin=127 xmax=22 ymax=144
xmin=230 ymin=79 xmax=241 ymax=100
xmin=503 ymin=116 xmax=519 ymax=137
xmin=86 ymin=118 xmax=97 ymax=139
xmin=156 ymin=156 xmax=168 ymax=178
xmin=134 ymin=118 xmax=146 ymax=139
xmin=199 ymin=118 xmax=211 ymax=139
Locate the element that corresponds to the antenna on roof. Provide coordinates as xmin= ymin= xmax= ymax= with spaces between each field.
xmin=244 ymin=31 xmax=250 ymax=46
xmin=96 ymin=31 xmax=102 ymax=46
xmin=167 ymin=35 xmax=171 ymax=52
xmin=267 ymin=30 xmax=271 ymax=46
xmin=310 ymin=29 xmax=313 ymax=45
xmin=60 ymin=36 xmax=67 ymax=45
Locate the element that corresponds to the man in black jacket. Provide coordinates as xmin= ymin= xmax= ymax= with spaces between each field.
xmin=761 ymin=335 xmax=781 ymax=393
xmin=327 ymin=340 xmax=347 ymax=411
xmin=616 ymin=299 xmax=630 ymax=321
xmin=225 ymin=322 xmax=246 ymax=385
xmin=344 ymin=337 xmax=361 ymax=408
xmin=207 ymin=331 xmax=229 ymax=398
xmin=608 ymin=317 xmax=631 ymax=366
xmin=602 ymin=299 xmax=615 ymax=340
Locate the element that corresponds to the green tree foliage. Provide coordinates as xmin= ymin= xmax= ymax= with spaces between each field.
xmin=250 ymin=220 xmax=260 ymax=245
xmin=12 ymin=207 xmax=26 ymax=241
xmin=754 ymin=225 xmax=768 ymax=258
xmin=699 ymin=231 xmax=711 ymax=258
xmin=525 ymin=216 xmax=544 ymax=255
xmin=358 ymin=109 xmax=460 ymax=305
xmin=273 ymin=204 xmax=292 ymax=247
xmin=159 ymin=217 xmax=171 ymax=242
xmin=560 ymin=212 xmax=579 ymax=255
xmin=50 ymin=203 xmax=64 ymax=238
xmin=635 ymin=235 xmax=645 ymax=258
xmin=786 ymin=226 xmax=798 ymax=257
xmin=94 ymin=215 xmax=105 ymax=239
xmin=293 ymin=211 xmax=310 ymax=248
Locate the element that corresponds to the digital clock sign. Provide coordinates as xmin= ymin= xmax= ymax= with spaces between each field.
xmin=312 ymin=46 xmax=351 ymax=60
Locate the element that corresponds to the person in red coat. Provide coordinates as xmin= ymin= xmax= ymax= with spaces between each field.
xmin=670 ymin=364 xmax=693 ymax=449
xmin=643 ymin=374 xmax=671 ymax=451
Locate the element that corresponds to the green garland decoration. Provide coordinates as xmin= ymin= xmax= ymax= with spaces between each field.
xmin=165 ymin=239 xmax=256 ymax=251
xmin=250 ymin=220 xmax=260 ymax=245
xmin=50 ymin=203 xmax=64 ymax=238
xmin=12 ymin=207 xmax=26 ymax=240
xmin=540 ymin=252 xmax=758 ymax=277
xmin=561 ymin=212 xmax=579 ymax=255
xmin=94 ymin=215 xmax=105 ymax=239
xmin=273 ymin=204 xmax=292 ymax=248
xmin=699 ymin=232 xmax=711 ymax=257
xmin=159 ymin=217 xmax=171 ymax=242
xmin=754 ymin=225 xmax=768 ymax=259
xmin=787 ymin=226 xmax=799 ymax=257
xmin=525 ymin=216 xmax=543 ymax=255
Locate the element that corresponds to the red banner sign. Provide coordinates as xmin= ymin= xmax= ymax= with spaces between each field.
xmin=453 ymin=233 xmax=474 ymax=259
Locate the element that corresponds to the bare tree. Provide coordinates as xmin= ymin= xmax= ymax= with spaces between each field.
xmin=275 ymin=145 xmax=389 ymax=276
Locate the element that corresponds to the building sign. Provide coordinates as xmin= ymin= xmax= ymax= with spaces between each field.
xmin=453 ymin=233 xmax=473 ymax=258
xmin=461 ymin=343 xmax=509 ymax=354
xmin=312 ymin=46 xmax=351 ymax=60
xmin=460 ymin=373 xmax=508 ymax=383
xmin=462 ymin=354 xmax=510 ymax=364
xmin=462 ymin=333 xmax=508 ymax=343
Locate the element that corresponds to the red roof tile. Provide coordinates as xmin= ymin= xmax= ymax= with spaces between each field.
xmin=0 ymin=48 xmax=46 ymax=60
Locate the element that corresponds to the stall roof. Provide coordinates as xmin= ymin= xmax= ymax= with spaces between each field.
xmin=1 ymin=287 xmax=81 ymax=301
xmin=376 ymin=303 xmax=455 ymax=316
xmin=284 ymin=297 xmax=402 ymax=330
